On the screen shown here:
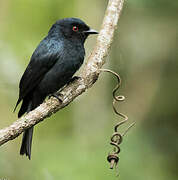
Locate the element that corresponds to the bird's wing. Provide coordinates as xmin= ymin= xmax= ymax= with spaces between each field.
xmin=14 ymin=38 xmax=62 ymax=111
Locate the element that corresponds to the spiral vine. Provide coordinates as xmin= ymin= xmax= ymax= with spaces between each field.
xmin=99 ymin=69 xmax=135 ymax=172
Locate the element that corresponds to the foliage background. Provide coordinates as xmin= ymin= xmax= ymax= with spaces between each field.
xmin=0 ymin=0 xmax=177 ymax=179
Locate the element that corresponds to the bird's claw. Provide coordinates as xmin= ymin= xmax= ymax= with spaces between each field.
xmin=48 ymin=93 xmax=63 ymax=103
xmin=67 ymin=76 xmax=81 ymax=85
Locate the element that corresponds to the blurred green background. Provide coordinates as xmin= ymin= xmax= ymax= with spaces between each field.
xmin=0 ymin=0 xmax=178 ymax=179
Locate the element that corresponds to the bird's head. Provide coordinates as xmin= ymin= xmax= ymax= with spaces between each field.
xmin=48 ymin=18 xmax=98 ymax=43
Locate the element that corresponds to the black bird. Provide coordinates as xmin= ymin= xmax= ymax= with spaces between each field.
xmin=14 ymin=18 xmax=98 ymax=159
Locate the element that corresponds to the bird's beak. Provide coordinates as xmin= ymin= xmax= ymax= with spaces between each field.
xmin=83 ymin=29 xmax=98 ymax=34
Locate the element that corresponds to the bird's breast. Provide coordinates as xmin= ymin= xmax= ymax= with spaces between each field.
xmin=36 ymin=42 xmax=85 ymax=96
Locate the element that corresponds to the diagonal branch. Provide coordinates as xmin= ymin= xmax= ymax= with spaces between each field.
xmin=0 ymin=0 xmax=125 ymax=146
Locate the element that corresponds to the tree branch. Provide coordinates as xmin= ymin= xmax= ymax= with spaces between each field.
xmin=0 ymin=0 xmax=125 ymax=146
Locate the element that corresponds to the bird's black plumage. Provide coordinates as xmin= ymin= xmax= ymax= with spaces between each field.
xmin=15 ymin=18 xmax=98 ymax=159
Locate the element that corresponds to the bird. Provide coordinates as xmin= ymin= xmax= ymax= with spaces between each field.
xmin=14 ymin=18 xmax=98 ymax=160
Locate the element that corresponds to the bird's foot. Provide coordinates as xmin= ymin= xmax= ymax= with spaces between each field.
xmin=48 ymin=93 xmax=63 ymax=103
xmin=67 ymin=76 xmax=81 ymax=85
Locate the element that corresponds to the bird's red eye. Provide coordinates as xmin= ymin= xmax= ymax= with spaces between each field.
xmin=72 ymin=26 xmax=78 ymax=32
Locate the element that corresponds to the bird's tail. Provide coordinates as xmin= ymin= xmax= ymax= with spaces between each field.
xmin=18 ymin=97 xmax=33 ymax=160
xmin=18 ymin=93 xmax=44 ymax=160
xmin=20 ymin=127 xmax=34 ymax=160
